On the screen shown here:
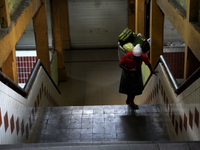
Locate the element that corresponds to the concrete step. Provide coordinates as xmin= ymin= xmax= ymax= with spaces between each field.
xmin=0 ymin=141 xmax=200 ymax=150
xmin=34 ymin=104 xmax=170 ymax=143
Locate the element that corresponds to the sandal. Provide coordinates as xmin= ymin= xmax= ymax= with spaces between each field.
xmin=129 ymin=103 xmax=139 ymax=109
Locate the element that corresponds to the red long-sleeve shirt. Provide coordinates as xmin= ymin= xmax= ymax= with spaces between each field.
xmin=120 ymin=51 xmax=150 ymax=69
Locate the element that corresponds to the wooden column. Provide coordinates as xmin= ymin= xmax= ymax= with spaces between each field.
xmin=1 ymin=51 xmax=18 ymax=83
xmin=61 ymin=0 xmax=70 ymax=50
xmin=33 ymin=2 xmax=50 ymax=73
xmin=150 ymin=0 xmax=164 ymax=67
xmin=0 ymin=0 xmax=10 ymax=27
xmin=184 ymin=0 xmax=200 ymax=79
xmin=51 ymin=0 xmax=67 ymax=81
xmin=135 ymin=0 xmax=145 ymax=36
xmin=128 ymin=0 xmax=135 ymax=31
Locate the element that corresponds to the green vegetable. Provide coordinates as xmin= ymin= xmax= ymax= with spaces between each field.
xmin=123 ymin=43 xmax=134 ymax=51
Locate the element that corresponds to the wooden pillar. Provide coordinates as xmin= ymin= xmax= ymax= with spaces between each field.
xmin=61 ymin=0 xmax=70 ymax=50
xmin=51 ymin=0 xmax=67 ymax=81
xmin=0 ymin=0 xmax=10 ymax=27
xmin=150 ymin=0 xmax=164 ymax=67
xmin=187 ymin=0 xmax=199 ymax=22
xmin=135 ymin=0 xmax=145 ymax=36
xmin=184 ymin=0 xmax=200 ymax=79
xmin=128 ymin=0 xmax=135 ymax=31
xmin=1 ymin=51 xmax=18 ymax=83
xmin=33 ymin=1 xmax=50 ymax=73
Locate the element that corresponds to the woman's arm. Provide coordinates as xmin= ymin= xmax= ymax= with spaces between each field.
xmin=147 ymin=63 xmax=158 ymax=75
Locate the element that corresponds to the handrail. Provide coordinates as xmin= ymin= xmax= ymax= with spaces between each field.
xmin=24 ymin=59 xmax=41 ymax=94
xmin=159 ymin=55 xmax=179 ymax=90
xmin=176 ymin=67 xmax=200 ymax=94
xmin=0 ymin=59 xmax=60 ymax=97
xmin=145 ymin=55 xmax=200 ymax=95
xmin=0 ymin=71 xmax=27 ymax=97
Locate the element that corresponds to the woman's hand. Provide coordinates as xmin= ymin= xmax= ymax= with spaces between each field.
xmin=151 ymin=70 xmax=159 ymax=75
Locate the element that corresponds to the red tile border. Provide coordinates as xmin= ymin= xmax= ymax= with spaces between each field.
xmin=26 ymin=124 xmax=29 ymax=140
xmin=179 ymin=117 xmax=182 ymax=133
xmin=145 ymin=76 xmax=199 ymax=138
xmin=21 ymin=120 xmax=24 ymax=136
xmin=172 ymin=112 xmax=175 ymax=126
xmin=32 ymin=108 xmax=35 ymax=123
xmin=29 ymin=115 xmax=32 ymax=130
xmin=10 ymin=115 xmax=15 ymax=134
xmin=169 ymin=105 xmax=172 ymax=118
xmin=16 ymin=117 xmax=19 ymax=135
xmin=189 ymin=111 xmax=193 ymax=130
xmin=184 ymin=113 xmax=187 ymax=131
xmin=195 ymin=107 xmax=199 ymax=128
xmin=4 ymin=112 xmax=9 ymax=132
xmin=175 ymin=121 xmax=178 ymax=135
xmin=166 ymin=97 xmax=169 ymax=110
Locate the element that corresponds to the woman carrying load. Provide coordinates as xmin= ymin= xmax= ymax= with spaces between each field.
xmin=119 ymin=44 xmax=157 ymax=109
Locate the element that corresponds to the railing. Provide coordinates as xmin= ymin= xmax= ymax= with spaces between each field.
xmin=0 ymin=59 xmax=60 ymax=97
xmin=0 ymin=71 xmax=27 ymax=97
xmin=159 ymin=55 xmax=179 ymax=90
xmin=145 ymin=55 xmax=200 ymax=95
xmin=176 ymin=67 xmax=200 ymax=94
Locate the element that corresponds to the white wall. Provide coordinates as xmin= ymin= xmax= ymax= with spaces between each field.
xmin=0 ymin=67 xmax=61 ymax=144
xmin=135 ymin=63 xmax=200 ymax=141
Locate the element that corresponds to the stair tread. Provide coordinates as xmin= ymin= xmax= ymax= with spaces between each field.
xmin=0 ymin=141 xmax=200 ymax=150
xmin=33 ymin=104 xmax=169 ymax=143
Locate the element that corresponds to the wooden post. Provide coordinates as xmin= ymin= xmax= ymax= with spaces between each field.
xmin=184 ymin=0 xmax=200 ymax=79
xmin=33 ymin=2 xmax=50 ymax=73
xmin=0 ymin=0 xmax=10 ymax=27
xmin=135 ymin=0 xmax=145 ymax=36
xmin=1 ymin=51 xmax=18 ymax=83
xmin=61 ymin=0 xmax=70 ymax=50
xmin=128 ymin=0 xmax=135 ymax=31
xmin=150 ymin=0 xmax=164 ymax=67
xmin=51 ymin=0 xmax=67 ymax=81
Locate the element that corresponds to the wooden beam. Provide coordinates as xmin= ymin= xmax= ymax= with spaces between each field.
xmin=150 ymin=0 xmax=164 ymax=67
xmin=1 ymin=51 xmax=17 ymax=83
xmin=135 ymin=0 xmax=145 ymax=36
xmin=0 ymin=0 xmax=10 ymax=27
xmin=0 ymin=0 xmax=42 ymax=83
xmin=0 ymin=0 xmax=42 ymax=67
xmin=61 ymin=0 xmax=70 ymax=50
xmin=157 ymin=0 xmax=200 ymax=80
xmin=187 ymin=0 xmax=199 ymax=22
xmin=156 ymin=0 xmax=186 ymax=41
xmin=128 ymin=0 xmax=135 ymax=31
xmin=33 ymin=2 xmax=50 ymax=73
xmin=51 ymin=0 xmax=67 ymax=81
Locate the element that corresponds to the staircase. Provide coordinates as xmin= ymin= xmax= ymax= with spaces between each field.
xmin=0 ymin=104 xmax=200 ymax=149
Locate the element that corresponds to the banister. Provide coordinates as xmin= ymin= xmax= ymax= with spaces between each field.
xmin=0 ymin=71 xmax=27 ymax=97
xmin=159 ymin=55 xmax=179 ymax=90
xmin=176 ymin=67 xmax=200 ymax=94
xmin=0 ymin=59 xmax=60 ymax=97
xmin=24 ymin=59 xmax=41 ymax=94
xmin=145 ymin=55 xmax=199 ymax=95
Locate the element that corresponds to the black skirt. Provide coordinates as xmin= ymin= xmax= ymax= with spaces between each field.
xmin=119 ymin=68 xmax=144 ymax=96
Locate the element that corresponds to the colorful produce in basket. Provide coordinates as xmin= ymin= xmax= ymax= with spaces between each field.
xmin=122 ymin=42 xmax=134 ymax=52
xmin=118 ymin=28 xmax=150 ymax=53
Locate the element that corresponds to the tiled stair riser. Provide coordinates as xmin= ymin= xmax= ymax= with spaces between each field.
xmin=136 ymin=63 xmax=200 ymax=141
xmin=0 ymin=68 xmax=61 ymax=144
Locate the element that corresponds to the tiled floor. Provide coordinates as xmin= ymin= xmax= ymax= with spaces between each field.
xmin=58 ymin=49 xmax=127 ymax=106
xmin=35 ymin=104 xmax=170 ymax=143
